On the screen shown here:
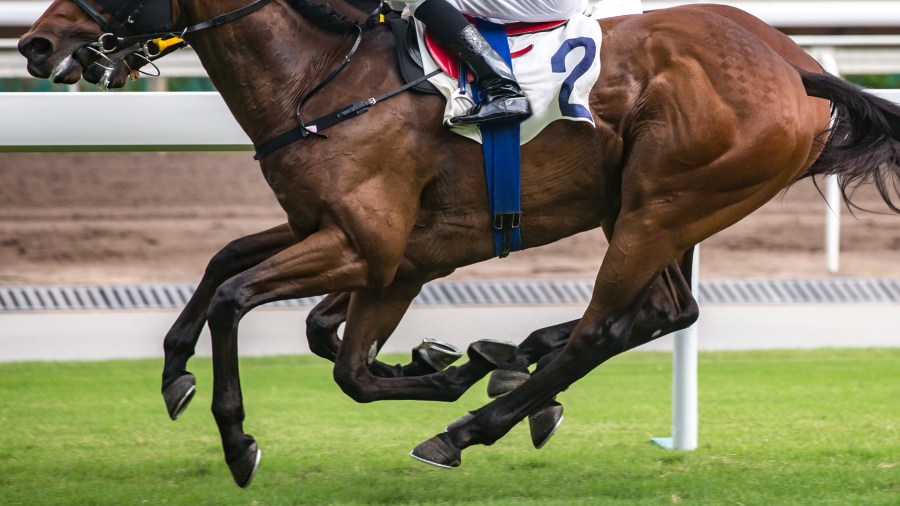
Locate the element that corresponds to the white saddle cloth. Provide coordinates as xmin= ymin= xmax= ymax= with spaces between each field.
xmin=416 ymin=0 xmax=642 ymax=144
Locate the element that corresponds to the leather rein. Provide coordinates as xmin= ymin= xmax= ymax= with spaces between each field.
xmin=71 ymin=0 xmax=439 ymax=159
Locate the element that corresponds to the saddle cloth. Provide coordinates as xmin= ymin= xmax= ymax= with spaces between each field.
xmin=414 ymin=0 xmax=642 ymax=144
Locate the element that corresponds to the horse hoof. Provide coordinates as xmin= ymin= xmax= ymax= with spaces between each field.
xmin=410 ymin=434 xmax=461 ymax=469
xmin=414 ymin=338 xmax=464 ymax=371
xmin=227 ymin=440 xmax=262 ymax=488
xmin=468 ymin=339 xmax=517 ymax=367
xmin=445 ymin=411 xmax=476 ymax=432
xmin=162 ymin=373 xmax=196 ymax=421
xmin=529 ymin=401 xmax=564 ymax=449
xmin=487 ymin=369 xmax=530 ymax=398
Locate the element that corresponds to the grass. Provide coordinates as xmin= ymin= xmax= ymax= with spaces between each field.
xmin=0 ymin=349 xmax=897 ymax=505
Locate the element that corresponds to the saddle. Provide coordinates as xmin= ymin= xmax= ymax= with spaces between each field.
xmin=388 ymin=16 xmax=439 ymax=94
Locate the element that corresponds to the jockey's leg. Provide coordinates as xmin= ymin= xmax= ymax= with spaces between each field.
xmin=411 ymin=0 xmax=531 ymax=125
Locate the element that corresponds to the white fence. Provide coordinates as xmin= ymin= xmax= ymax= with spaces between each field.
xmin=4 ymin=89 xmax=899 ymax=151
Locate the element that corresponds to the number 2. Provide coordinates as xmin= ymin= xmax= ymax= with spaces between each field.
xmin=551 ymin=37 xmax=597 ymax=120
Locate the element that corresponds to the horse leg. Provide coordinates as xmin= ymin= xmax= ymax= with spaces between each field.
xmin=411 ymin=212 xmax=683 ymax=466
xmin=491 ymin=245 xmax=697 ymax=395
xmin=206 ymin=229 xmax=355 ymax=486
xmin=162 ymin=223 xmax=297 ymax=420
xmin=330 ymin=282 xmax=515 ymax=404
xmin=303 ymin=292 xmax=347 ymax=361
xmin=306 ymin=275 xmax=466 ymax=379
xmin=198 ymin=217 xmax=481 ymax=485
xmin=473 ymin=247 xmax=698 ymax=447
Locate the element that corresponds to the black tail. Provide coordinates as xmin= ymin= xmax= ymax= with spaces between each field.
xmin=798 ymin=67 xmax=900 ymax=213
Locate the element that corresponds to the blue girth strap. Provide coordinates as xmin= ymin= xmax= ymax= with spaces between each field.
xmin=473 ymin=19 xmax=522 ymax=258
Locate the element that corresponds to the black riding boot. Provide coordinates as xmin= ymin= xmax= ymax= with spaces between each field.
xmin=414 ymin=0 xmax=531 ymax=126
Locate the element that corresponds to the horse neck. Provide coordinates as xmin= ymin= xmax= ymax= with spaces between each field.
xmin=181 ymin=0 xmax=362 ymax=144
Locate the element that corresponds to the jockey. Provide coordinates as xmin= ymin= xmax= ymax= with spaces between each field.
xmin=390 ymin=0 xmax=587 ymax=126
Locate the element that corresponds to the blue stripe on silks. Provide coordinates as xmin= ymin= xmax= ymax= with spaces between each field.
xmin=474 ymin=18 xmax=522 ymax=257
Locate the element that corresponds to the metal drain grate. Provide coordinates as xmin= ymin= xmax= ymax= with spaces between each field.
xmin=698 ymin=278 xmax=900 ymax=304
xmin=1 ymin=278 xmax=898 ymax=312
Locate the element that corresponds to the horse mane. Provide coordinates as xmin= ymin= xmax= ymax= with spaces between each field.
xmin=282 ymin=0 xmax=382 ymax=33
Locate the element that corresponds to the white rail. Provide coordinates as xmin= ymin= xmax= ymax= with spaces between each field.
xmin=0 ymin=92 xmax=252 ymax=151
xmin=4 ymin=90 xmax=899 ymax=151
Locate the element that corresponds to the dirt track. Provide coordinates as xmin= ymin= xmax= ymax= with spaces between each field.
xmin=0 ymin=152 xmax=898 ymax=285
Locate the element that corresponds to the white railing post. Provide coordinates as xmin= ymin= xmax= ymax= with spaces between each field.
xmin=813 ymin=48 xmax=842 ymax=274
xmin=652 ymin=245 xmax=700 ymax=451
xmin=825 ymin=175 xmax=841 ymax=273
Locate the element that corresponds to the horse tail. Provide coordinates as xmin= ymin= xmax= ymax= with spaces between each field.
xmin=797 ymin=66 xmax=900 ymax=213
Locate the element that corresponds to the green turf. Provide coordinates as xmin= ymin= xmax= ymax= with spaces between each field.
xmin=1 ymin=349 xmax=897 ymax=505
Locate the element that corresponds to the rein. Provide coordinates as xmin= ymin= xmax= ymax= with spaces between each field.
xmin=73 ymin=0 xmax=437 ymax=159
xmin=257 ymin=11 xmax=440 ymax=159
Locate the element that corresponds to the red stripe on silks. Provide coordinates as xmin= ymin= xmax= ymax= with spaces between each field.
xmin=510 ymin=45 xmax=533 ymax=58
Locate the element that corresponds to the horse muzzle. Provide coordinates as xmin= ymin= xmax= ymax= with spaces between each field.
xmin=18 ymin=34 xmax=54 ymax=78
xmin=18 ymin=34 xmax=84 ymax=84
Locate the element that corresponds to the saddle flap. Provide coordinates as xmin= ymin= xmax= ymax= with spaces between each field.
xmin=388 ymin=17 xmax=440 ymax=95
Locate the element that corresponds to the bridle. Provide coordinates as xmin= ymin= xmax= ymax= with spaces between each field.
xmin=72 ymin=0 xmax=276 ymax=56
xmin=68 ymin=0 xmax=278 ymax=84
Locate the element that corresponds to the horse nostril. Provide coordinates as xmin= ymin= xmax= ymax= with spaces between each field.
xmin=18 ymin=36 xmax=54 ymax=65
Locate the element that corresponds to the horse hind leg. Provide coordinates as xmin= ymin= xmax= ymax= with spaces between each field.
xmin=480 ymin=247 xmax=699 ymax=448
xmin=489 ymin=246 xmax=698 ymax=394
xmin=162 ymin=223 xmax=297 ymax=420
xmin=411 ymin=207 xmax=687 ymax=467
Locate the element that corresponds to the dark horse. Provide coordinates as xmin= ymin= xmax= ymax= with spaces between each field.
xmin=20 ymin=0 xmax=900 ymax=487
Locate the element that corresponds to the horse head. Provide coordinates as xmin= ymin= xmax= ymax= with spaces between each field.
xmin=19 ymin=0 xmax=384 ymax=89
xmin=18 ymin=0 xmax=178 ymax=88
xmin=19 ymin=0 xmax=110 ymax=84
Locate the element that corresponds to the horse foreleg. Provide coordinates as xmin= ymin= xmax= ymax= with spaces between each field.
xmin=304 ymin=292 xmax=348 ymax=361
xmin=162 ymin=223 xmax=297 ymax=420
xmin=306 ymin=273 xmax=465 ymax=379
xmin=331 ymin=281 xmax=515 ymax=403
xmin=205 ymin=224 xmax=415 ymax=487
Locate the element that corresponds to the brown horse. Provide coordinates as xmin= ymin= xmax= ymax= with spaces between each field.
xmin=20 ymin=0 xmax=900 ymax=487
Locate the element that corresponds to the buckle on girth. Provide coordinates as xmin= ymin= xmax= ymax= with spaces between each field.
xmin=493 ymin=212 xmax=521 ymax=258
